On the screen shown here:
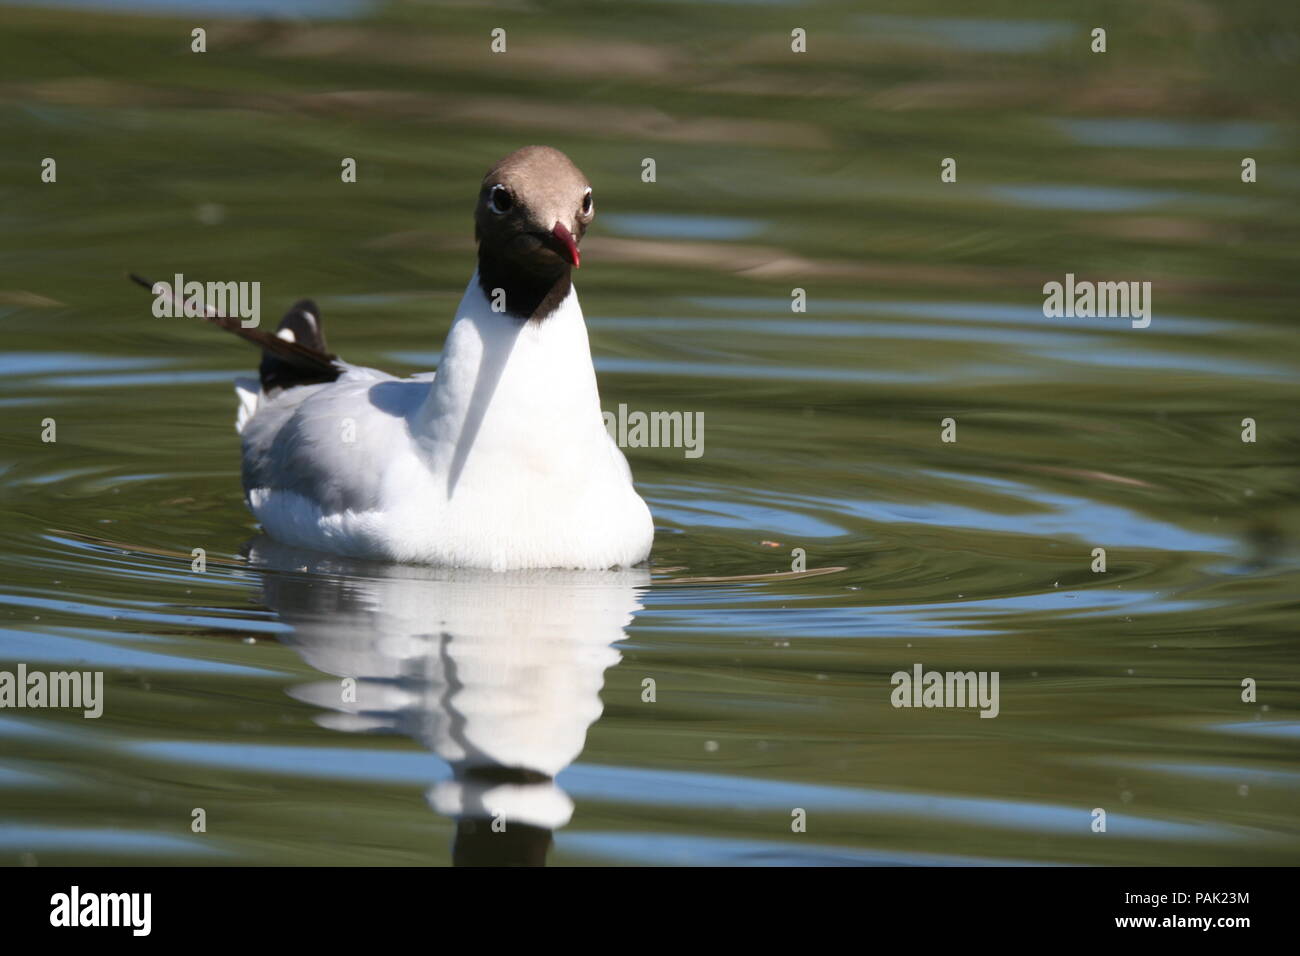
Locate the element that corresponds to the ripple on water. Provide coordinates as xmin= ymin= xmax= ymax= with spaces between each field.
xmin=857 ymin=16 xmax=1076 ymax=54
xmin=1050 ymin=117 xmax=1278 ymax=149
xmin=601 ymin=214 xmax=766 ymax=241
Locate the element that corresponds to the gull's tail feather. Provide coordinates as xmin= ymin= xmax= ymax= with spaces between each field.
xmin=234 ymin=376 xmax=260 ymax=434
xmin=128 ymin=273 xmax=342 ymax=392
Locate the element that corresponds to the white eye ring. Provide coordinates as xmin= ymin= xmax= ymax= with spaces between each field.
xmin=489 ymin=184 xmax=512 ymax=214
xmin=581 ymin=188 xmax=593 ymax=215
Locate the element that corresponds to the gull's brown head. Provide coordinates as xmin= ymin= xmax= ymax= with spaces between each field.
xmin=474 ymin=146 xmax=594 ymax=319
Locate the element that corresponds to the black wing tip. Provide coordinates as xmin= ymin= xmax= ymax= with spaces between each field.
xmin=275 ymin=300 xmax=328 ymax=353
xmin=261 ymin=299 xmax=334 ymax=391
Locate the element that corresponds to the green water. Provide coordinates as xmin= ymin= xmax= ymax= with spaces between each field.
xmin=0 ymin=0 xmax=1297 ymax=865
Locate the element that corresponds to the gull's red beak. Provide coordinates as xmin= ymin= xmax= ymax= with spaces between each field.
xmin=551 ymin=222 xmax=580 ymax=268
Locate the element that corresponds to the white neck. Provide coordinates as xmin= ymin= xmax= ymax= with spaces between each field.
xmin=414 ymin=273 xmax=608 ymax=497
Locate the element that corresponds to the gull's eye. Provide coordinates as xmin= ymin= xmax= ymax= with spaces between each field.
xmin=489 ymin=184 xmax=513 ymax=214
xmin=581 ymin=188 xmax=593 ymax=215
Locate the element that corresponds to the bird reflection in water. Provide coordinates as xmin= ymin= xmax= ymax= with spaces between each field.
xmin=245 ymin=538 xmax=648 ymax=866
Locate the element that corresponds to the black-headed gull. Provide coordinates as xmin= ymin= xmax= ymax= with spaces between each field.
xmin=140 ymin=146 xmax=654 ymax=570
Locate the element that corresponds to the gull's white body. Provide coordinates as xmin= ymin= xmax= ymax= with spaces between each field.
xmin=235 ymin=274 xmax=653 ymax=570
